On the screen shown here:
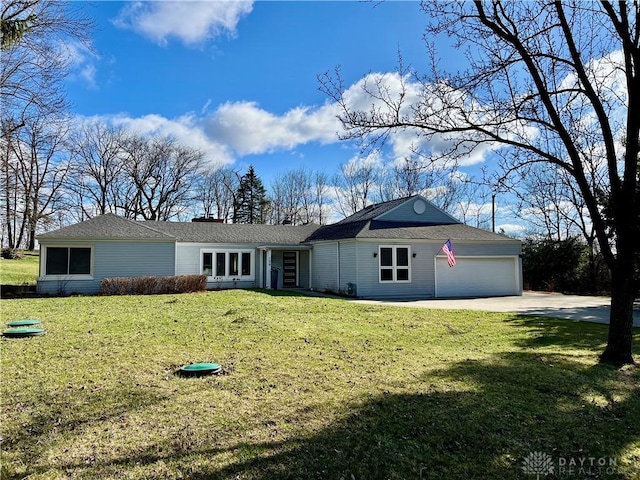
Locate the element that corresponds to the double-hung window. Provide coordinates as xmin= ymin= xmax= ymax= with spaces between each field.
xmin=201 ymin=249 xmax=254 ymax=280
xmin=379 ymin=246 xmax=411 ymax=283
xmin=45 ymin=247 xmax=92 ymax=276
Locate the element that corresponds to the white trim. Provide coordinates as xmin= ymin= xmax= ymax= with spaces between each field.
xmin=266 ymin=249 xmax=272 ymax=289
xmin=200 ymin=248 xmax=255 ymax=281
xmin=378 ymin=245 xmax=412 ymax=284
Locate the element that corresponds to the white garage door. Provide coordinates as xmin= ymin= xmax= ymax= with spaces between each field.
xmin=436 ymin=256 xmax=519 ymax=298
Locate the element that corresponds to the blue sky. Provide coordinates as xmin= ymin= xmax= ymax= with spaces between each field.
xmin=65 ymin=1 xmax=515 ymax=229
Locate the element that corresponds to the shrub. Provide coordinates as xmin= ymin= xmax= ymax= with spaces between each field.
xmin=1 ymin=248 xmax=24 ymax=260
xmin=100 ymin=275 xmax=207 ymax=296
xmin=522 ymin=237 xmax=611 ymax=294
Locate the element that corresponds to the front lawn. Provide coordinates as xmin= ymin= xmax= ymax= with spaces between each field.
xmin=1 ymin=290 xmax=638 ymax=479
xmin=0 ymin=251 xmax=39 ymax=286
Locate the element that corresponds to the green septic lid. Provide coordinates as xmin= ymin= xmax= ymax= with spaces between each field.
xmin=2 ymin=328 xmax=46 ymax=337
xmin=179 ymin=362 xmax=222 ymax=375
xmin=7 ymin=319 xmax=42 ymax=327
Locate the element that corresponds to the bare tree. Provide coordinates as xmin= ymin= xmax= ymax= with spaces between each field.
xmin=120 ymin=135 xmax=205 ymax=221
xmin=194 ymin=166 xmax=239 ymax=222
xmin=311 ymin=170 xmax=330 ymax=225
xmin=514 ymin=164 xmax=592 ymax=242
xmin=268 ymin=167 xmax=331 ymax=225
xmin=269 ymin=169 xmax=303 ymax=225
xmin=1 ymin=0 xmax=91 ymax=243
xmin=320 ymin=1 xmax=639 ymax=364
xmin=1 ymin=114 xmax=70 ymax=249
xmin=332 ymin=156 xmax=382 ymax=217
xmin=1 ymin=1 xmax=92 ymax=134
xmin=377 ymin=156 xmax=480 ymax=216
xmin=67 ymin=121 xmax=128 ymax=218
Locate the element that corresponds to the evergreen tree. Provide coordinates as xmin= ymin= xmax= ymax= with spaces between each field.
xmin=233 ymin=165 xmax=269 ymax=224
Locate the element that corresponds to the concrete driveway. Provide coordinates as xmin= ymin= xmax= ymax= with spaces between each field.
xmin=352 ymin=291 xmax=640 ymax=327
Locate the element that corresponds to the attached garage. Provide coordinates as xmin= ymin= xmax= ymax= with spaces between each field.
xmin=435 ymin=256 xmax=520 ymax=298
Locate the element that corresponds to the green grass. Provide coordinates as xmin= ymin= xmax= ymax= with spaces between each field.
xmin=0 ymin=251 xmax=39 ymax=285
xmin=1 ymin=289 xmax=638 ymax=480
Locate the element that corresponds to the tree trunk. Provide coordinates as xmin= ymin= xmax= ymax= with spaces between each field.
xmin=28 ymin=220 xmax=36 ymax=251
xmin=601 ymin=260 xmax=636 ymax=365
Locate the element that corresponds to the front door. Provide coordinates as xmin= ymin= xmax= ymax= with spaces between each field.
xmin=282 ymin=251 xmax=297 ymax=287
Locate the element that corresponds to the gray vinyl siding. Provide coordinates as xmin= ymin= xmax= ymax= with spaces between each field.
xmin=311 ymin=242 xmax=338 ymax=293
xmin=376 ymin=198 xmax=458 ymax=224
xmin=37 ymin=240 xmax=176 ymax=295
xmin=298 ymin=250 xmax=310 ymax=289
xmin=354 ymin=241 xmax=438 ymax=299
xmin=338 ymin=241 xmax=357 ymax=295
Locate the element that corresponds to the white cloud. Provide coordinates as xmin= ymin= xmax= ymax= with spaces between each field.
xmin=79 ymin=64 xmax=98 ymax=90
xmin=76 ymin=99 xmax=341 ymax=168
xmin=114 ymin=1 xmax=254 ymax=46
xmin=339 ymin=72 xmax=507 ymax=167
xmin=203 ymin=101 xmax=340 ymax=155
xmin=343 ymin=152 xmax=384 ymax=171
xmin=61 ymin=40 xmax=100 ymax=90
xmin=106 ymin=113 xmax=234 ymax=166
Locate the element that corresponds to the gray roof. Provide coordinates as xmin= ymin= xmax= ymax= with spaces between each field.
xmin=308 ymin=220 xmax=515 ymax=242
xmin=306 ymin=196 xmax=515 ymax=242
xmin=332 ymin=196 xmax=409 ymax=225
xmin=140 ymin=220 xmax=320 ymax=244
xmin=355 ymin=221 xmax=517 ymax=242
xmin=37 ymin=213 xmax=320 ymax=244
xmin=38 ymin=197 xmax=518 ymax=245
xmin=37 ymin=214 xmax=174 ymax=240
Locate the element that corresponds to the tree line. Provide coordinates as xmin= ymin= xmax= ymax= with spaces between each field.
xmin=1 ymin=116 xmax=498 ymax=246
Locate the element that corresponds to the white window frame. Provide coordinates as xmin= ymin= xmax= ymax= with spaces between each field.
xmin=41 ymin=245 xmax=94 ymax=280
xmin=200 ymin=249 xmax=255 ymax=281
xmin=378 ymin=245 xmax=411 ymax=283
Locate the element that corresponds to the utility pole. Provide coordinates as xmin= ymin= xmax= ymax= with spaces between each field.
xmin=492 ymin=194 xmax=496 ymax=233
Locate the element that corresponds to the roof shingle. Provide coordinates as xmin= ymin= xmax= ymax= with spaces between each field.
xmin=37 ymin=214 xmax=174 ymax=240
xmin=141 ymin=221 xmax=319 ymax=244
xmin=37 ymin=196 xmax=518 ymax=245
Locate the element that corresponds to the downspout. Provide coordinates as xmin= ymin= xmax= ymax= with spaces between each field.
xmin=174 ymin=242 xmax=178 ymax=275
xmin=337 ymin=242 xmax=340 ymax=293
xmin=36 ymin=247 xmax=44 ymax=293
xmin=308 ymin=248 xmax=313 ymax=290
